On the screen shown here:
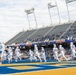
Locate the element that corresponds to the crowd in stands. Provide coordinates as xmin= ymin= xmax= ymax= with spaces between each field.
xmin=25 ymin=31 xmax=63 ymax=43
xmin=25 ymin=34 xmax=75 ymax=44
xmin=61 ymin=24 xmax=76 ymax=39
xmin=9 ymin=22 xmax=76 ymax=45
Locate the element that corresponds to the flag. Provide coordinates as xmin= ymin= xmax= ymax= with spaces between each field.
xmin=25 ymin=8 xmax=34 ymax=15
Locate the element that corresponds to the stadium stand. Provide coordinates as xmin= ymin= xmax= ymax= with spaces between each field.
xmin=43 ymin=23 xmax=72 ymax=40
xmin=6 ymin=29 xmax=37 ymax=45
xmin=27 ymin=27 xmax=52 ymax=41
xmin=5 ymin=21 xmax=75 ymax=45
xmin=60 ymin=21 xmax=76 ymax=39
xmin=5 ymin=31 xmax=24 ymax=45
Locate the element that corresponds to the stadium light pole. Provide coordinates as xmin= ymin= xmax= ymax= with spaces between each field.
xmin=33 ymin=8 xmax=38 ymax=29
xmin=65 ymin=0 xmax=76 ymax=22
xmin=48 ymin=2 xmax=61 ymax=25
xmin=55 ymin=2 xmax=61 ymax=24
xmin=66 ymin=0 xmax=71 ymax=22
xmin=48 ymin=3 xmax=52 ymax=26
xmin=25 ymin=10 xmax=31 ymax=30
xmin=27 ymin=13 xmax=31 ymax=30
xmin=25 ymin=8 xmax=38 ymax=29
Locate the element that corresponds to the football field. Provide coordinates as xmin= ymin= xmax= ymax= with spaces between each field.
xmin=0 ymin=61 xmax=76 ymax=75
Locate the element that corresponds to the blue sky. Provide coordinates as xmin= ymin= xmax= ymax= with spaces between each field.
xmin=0 ymin=0 xmax=76 ymax=43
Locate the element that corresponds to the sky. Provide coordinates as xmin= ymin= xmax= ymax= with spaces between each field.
xmin=0 ymin=0 xmax=76 ymax=43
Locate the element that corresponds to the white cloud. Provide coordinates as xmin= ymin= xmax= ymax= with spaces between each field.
xmin=0 ymin=0 xmax=76 ymax=43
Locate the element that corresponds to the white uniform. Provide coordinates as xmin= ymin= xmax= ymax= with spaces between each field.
xmin=1 ymin=50 xmax=7 ymax=61
xmin=59 ymin=45 xmax=67 ymax=60
xmin=53 ymin=44 xmax=60 ymax=62
xmin=8 ymin=47 xmax=13 ymax=63
xmin=34 ymin=45 xmax=42 ymax=62
xmin=40 ymin=47 xmax=46 ymax=62
xmin=0 ymin=43 xmax=5 ymax=52
xmin=0 ymin=43 xmax=6 ymax=64
xmin=70 ymin=44 xmax=76 ymax=58
xmin=15 ymin=47 xmax=21 ymax=62
xmin=29 ymin=49 xmax=34 ymax=61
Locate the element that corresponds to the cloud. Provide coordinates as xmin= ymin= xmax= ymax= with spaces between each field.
xmin=0 ymin=0 xmax=76 ymax=43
